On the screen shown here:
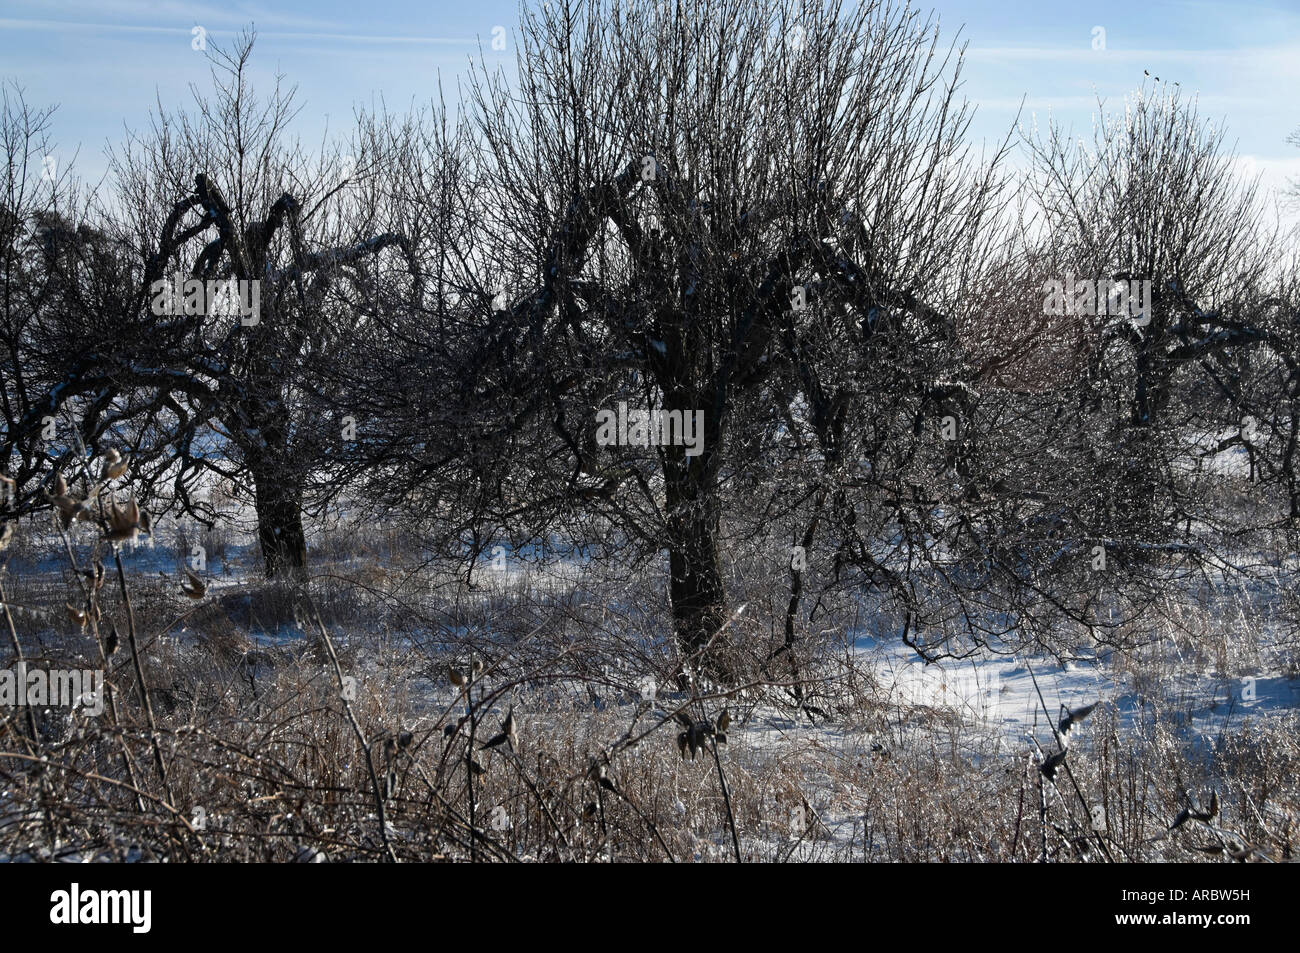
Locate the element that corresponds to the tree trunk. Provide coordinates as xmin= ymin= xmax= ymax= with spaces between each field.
xmin=250 ymin=460 xmax=308 ymax=579
xmin=664 ymin=451 xmax=728 ymax=681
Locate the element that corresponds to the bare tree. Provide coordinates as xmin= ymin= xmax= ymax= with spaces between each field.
xmin=0 ymin=84 xmax=144 ymax=514
xmin=366 ymin=0 xmax=1015 ymax=681
xmin=1009 ymin=82 xmax=1300 ymax=642
xmin=104 ymin=33 xmax=420 ymax=577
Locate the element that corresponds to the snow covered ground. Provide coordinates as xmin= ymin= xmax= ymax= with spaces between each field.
xmin=856 ymin=633 xmax=1300 ymax=745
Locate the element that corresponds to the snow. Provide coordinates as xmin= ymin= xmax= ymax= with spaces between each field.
xmin=853 ymin=632 xmax=1300 ymax=746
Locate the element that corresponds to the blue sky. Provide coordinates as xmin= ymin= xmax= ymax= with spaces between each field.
xmin=2 ymin=0 xmax=1298 ymax=210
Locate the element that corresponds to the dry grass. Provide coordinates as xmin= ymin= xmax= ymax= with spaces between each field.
xmin=1 ymin=502 xmax=1297 ymax=863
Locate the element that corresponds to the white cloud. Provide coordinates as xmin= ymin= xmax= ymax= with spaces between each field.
xmin=0 ymin=17 xmax=477 ymax=45
xmin=3 ymin=0 xmax=339 ymax=31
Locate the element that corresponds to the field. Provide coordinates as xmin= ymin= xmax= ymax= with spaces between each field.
xmin=2 ymin=478 xmax=1296 ymax=863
